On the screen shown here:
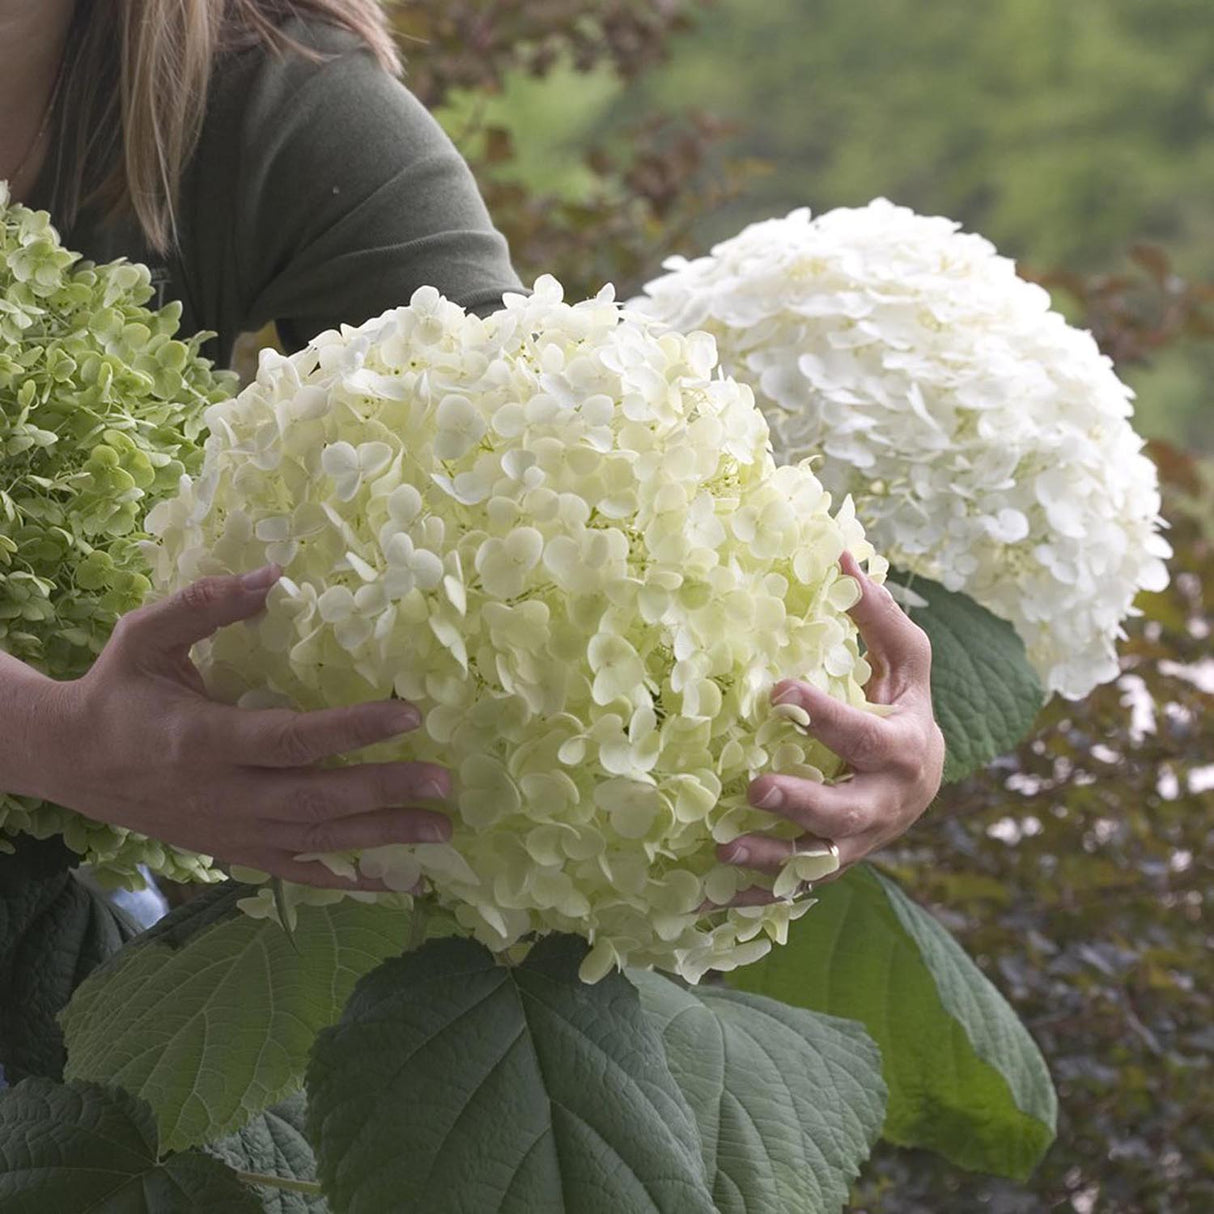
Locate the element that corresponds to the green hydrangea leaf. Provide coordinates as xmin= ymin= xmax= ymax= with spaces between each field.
xmin=890 ymin=568 xmax=1044 ymax=782
xmin=726 ymin=864 xmax=1057 ymax=1181
xmin=631 ymin=971 xmax=886 ymax=1213
xmin=306 ymin=934 xmax=717 ymax=1214
xmin=61 ymin=882 xmax=409 ymax=1153
xmin=206 ymin=1092 xmax=328 ymax=1214
xmin=0 ymin=834 xmax=138 ymax=1082
xmin=0 ymin=1077 xmax=261 ymax=1213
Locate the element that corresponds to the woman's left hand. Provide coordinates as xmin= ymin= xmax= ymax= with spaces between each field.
xmin=717 ymin=551 xmax=945 ymax=902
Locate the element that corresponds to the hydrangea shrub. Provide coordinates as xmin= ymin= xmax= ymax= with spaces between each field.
xmin=0 ymin=183 xmax=234 ymax=882
xmin=145 ymin=276 xmax=887 ymax=982
xmin=638 ymin=200 xmax=1171 ymax=698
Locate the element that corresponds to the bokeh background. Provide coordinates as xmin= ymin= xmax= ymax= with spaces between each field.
xmin=384 ymin=3 xmax=1213 ymax=1210
xmin=423 ymin=0 xmax=1214 ymax=457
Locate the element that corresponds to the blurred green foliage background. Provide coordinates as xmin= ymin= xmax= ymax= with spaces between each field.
xmin=428 ymin=0 xmax=1214 ymax=455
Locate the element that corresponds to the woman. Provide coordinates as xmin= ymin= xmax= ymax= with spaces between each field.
xmin=0 ymin=0 xmax=943 ymax=895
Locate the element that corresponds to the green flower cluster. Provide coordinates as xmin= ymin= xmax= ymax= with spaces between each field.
xmin=0 ymin=182 xmax=235 ymax=884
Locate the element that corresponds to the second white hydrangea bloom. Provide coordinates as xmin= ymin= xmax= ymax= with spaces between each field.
xmin=638 ymin=200 xmax=1171 ymax=698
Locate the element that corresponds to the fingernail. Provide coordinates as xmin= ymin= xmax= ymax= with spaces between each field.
xmin=419 ymin=819 xmax=450 ymax=843
xmin=418 ymin=778 xmax=447 ymax=800
xmin=389 ymin=703 xmax=422 ymax=732
xmin=772 ymin=685 xmax=802 ymax=707
xmin=752 ymin=784 xmax=783 ymax=810
xmin=241 ymin=563 xmax=281 ymax=590
xmin=727 ymin=843 xmax=749 ymax=865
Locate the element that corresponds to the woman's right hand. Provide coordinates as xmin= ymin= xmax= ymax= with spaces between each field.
xmin=26 ymin=565 xmax=452 ymax=889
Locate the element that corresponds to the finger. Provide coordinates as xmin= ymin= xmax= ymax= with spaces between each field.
xmin=716 ymin=832 xmax=835 ymax=873
xmin=723 ymin=830 xmax=878 ymax=869
xmin=266 ymin=760 xmax=452 ymax=825
xmin=270 ymin=807 xmax=454 ymax=855
xmin=116 ymin=565 xmax=282 ymax=657
xmin=748 ymin=770 xmax=886 ymax=837
xmin=813 ymin=825 xmax=901 ymax=876
xmin=839 ymin=550 xmax=932 ymax=690
xmin=235 ymin=699 xmax=424 ymax=768
xmin=698 ymin=885 xmax=780 ymax=912
xmin=245 ymin=852 xmax=394 ymax=892
xmin=725 ymin=886 xmax=781 ymax=908
xmin=769 ymin=680 xmax=897 ymax=771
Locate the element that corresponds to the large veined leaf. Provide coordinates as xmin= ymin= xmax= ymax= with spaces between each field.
xmin=727 ymin=864 xmax=1057 ymax=1181
xmin=61 ymin=881 xmax=409 ymax=1153
xmin=0 ymin=835 xmax=138 ymax=1082
xmin=0 ymin=1077 xmax=261 ymax=1213
xmin=306 ymin=934 xmax=717 ymax=1214
xmin=890 ymin=569 xmax=1044 ymax=782
xmin=206 ymin=1092 xmax=328 ymax=1214
xmin=632 ymin=971 xmax=886 ymax=1213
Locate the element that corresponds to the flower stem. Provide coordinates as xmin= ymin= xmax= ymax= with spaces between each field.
xmin=408 ymin=897 xmax=430 ymax=952
xmin=235 ymin=1170 xmax=324 ymax=1196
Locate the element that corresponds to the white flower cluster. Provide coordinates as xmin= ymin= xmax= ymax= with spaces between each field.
xmin=637 ymin=200 xmax=1171 ymax=698
xmin=146 ymin=277 xmax=885 ymax=982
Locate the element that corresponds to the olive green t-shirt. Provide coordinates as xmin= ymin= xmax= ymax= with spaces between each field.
xmin=28 ymin=19 xmax=523 ymax=367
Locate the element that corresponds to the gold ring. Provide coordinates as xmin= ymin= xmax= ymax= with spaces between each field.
xmin=792 ymin=835 xmax=838 ymax=857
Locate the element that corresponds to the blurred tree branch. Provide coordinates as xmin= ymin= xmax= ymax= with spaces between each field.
xmin=391 ymin=0 xmax=713 ymax=108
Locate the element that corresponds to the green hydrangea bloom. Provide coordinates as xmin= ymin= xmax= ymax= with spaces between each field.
xmin=0 ymin=182 xmax=235 ymax=885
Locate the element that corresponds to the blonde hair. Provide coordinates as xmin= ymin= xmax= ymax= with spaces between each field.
xmin=51 ymin=0 xmax=401 ymax=254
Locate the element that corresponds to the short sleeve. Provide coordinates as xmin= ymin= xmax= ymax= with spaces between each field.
xmin=179 ymin=21 xmax=523 ymax=361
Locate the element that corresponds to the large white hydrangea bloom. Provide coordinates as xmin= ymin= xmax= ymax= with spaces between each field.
xmin=637 ymin=200 xmax=1171 ymax=698
xmin=145 ymin=277 xmax=885 ymax=983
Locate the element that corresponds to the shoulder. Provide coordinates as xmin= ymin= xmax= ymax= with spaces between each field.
xmin=185 ymin=14 xmax=449 ymax=259
xmin=222 ymin=13 xmax=386 ymax=74
xmin=208 ymin=16 xmax=402 ymax=134
xmin=200 ymin=16 xmax=447 ymax=188
xmin=270 ymin=13 xmax=372 ymax=54
xmin=176 ymin=15 xmax=519 ymax=361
